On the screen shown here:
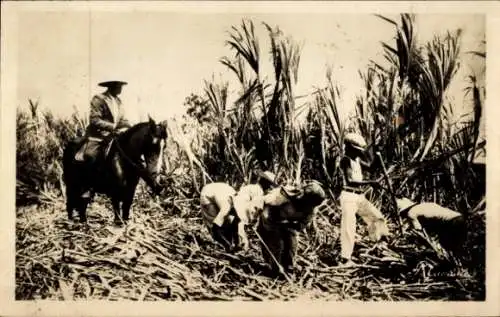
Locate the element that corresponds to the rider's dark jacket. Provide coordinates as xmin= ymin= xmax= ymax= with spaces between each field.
xmin=75 ymin=92 xmax=131 ymax=162
xmin=85 ymin=92 xmax=130 ymax=141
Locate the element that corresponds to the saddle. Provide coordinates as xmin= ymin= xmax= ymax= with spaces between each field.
xmin=73 ymin=137 xmax=88 ymax=162
xmin=74 ymin=136 xmax=114 ymax=165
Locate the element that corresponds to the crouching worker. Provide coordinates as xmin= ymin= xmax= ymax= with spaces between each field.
xmin=338 ymin=133 xmax=390 ymax=267
xmin=257 ymin=181 xmax=326 ymax=278
xmin=200 ymin=182 xmax=238 ymax=252
xmin=231 ymin=183 xmax=266 ymax=251
xmin=396 ymin=197 xmax=467 ymax=257
xmin=201 ymin=182 xmax=265 ymax=252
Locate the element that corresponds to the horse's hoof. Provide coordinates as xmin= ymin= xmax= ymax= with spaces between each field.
xmin=81 ymin=192 xmax=91 ymax=199
xmin=64 ymin=220 xmax=75 ymax=230
xmin=78 ymin=222 xmax=89 ymax=231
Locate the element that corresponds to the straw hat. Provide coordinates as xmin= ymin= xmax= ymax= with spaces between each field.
xmin=344 ymin=132 xmax=367 ymax=152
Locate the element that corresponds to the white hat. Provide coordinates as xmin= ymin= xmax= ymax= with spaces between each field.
xmin=344 ymin=132 xmax=367 ymax=151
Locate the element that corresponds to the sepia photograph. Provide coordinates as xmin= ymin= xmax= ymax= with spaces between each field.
xmin=1 ymin=1 xmax=498 ymax=316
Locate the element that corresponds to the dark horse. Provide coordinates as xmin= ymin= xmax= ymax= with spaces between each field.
xmin=62 ymin=118 xmax=167 ymax=224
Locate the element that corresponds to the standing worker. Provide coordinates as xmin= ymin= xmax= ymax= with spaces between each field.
xmin=338 ymin=133 xmax=390 ymax=266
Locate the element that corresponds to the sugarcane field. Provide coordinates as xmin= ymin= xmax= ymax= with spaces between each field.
xmin=9 ymin=6 xmax=489 ymax=304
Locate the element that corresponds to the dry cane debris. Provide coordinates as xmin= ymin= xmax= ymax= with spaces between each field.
xmin=16 ymin=185 xmax=485 ymax=301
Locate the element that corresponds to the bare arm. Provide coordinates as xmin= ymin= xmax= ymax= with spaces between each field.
xmin=410 ymin=218 xmax=423 ymax=230
xmin=360 ymin=150 xmax=377 ymax=169
xmin=233 ymin=189 xmax=265 ymax=251
xmin=406 ymin=209 xmax=423 ymax=230
xmin=212 ymin=199 xmax=233 ymax=227
xmin=237 ymin=221 xmax=249 ymax=251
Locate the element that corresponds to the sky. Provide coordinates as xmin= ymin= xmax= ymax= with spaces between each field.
xmin=15 ymin=6 xmax=485 ymax=125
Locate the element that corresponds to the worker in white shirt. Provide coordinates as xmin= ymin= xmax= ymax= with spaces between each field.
xmin=200 ymin=182 xmax=238 ymax=252
xmin=338 ymin=133 xmax=390 ymax=266
xmin=396 ymin=197 xmax=467 ymax=256
xmin=200 ymin=181 xmax=267 ymax=252
xmin=210 ymin=170 xmax=278 ymax=243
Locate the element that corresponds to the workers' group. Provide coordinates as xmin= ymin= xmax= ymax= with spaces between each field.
xmin=200 ymin=133 xmax=469 ymax=278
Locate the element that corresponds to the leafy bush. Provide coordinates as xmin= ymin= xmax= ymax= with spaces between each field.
xmin=16 ymin=100 xmax=87 ymax=205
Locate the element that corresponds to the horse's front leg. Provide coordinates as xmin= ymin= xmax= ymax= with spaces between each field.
xmin=109 ymin=154 xmax=126 ymax=225
xmin=77 ymin=197 xmax=90 ymax=223
xmin=112 ymin=197 xmax=122 ymax=225
xmin=65 ymin=188 xmax=76 ymax=221
xmin=121 ymin=182 xmax=139 ymax=223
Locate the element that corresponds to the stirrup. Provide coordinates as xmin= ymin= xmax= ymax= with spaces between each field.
xmin=81 ymin=190 xmax=92 ymax=199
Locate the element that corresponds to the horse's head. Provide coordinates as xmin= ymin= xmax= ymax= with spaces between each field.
xmin=141 ymin=117 xmax=168 ymax=185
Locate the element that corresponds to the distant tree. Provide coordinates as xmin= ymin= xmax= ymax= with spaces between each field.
xmin=184 ymin=93 xmax=212 ymax=124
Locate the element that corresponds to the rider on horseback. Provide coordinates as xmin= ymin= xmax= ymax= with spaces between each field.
xmin=75 ymin=80 xmax=131 ymax=198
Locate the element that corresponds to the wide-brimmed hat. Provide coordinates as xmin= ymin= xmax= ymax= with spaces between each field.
xmin=344 ymin=132 xmax=367 ymax=152
xmin=98 ymin=81 xmax=128 ymax=88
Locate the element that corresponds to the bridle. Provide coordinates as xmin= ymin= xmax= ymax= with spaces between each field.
xmin=110 ymin=132 xmax=165 ymax=195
